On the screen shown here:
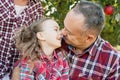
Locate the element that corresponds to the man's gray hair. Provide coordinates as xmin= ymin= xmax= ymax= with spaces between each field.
xmin=73 ymin=1 xmax=105 ymax=35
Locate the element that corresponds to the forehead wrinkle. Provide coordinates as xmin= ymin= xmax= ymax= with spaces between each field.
xmin=64 ymin=21 xmax=72 ymax=35
xmin=64 ymin=10 xmax=88 ymax=36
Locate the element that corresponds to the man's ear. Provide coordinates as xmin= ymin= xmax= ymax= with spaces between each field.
xmin=36 ymin=32 xmax=45 ymax=41
xmin=86 ymin=34 xmax=95 ymax=43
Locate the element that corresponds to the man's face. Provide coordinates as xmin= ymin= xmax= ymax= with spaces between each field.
xmin=62 ymin=10 xmax=88 ymax=50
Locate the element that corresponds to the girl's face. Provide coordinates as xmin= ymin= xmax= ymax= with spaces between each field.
xmin=41 ymin=19 xmax=61 ymax=49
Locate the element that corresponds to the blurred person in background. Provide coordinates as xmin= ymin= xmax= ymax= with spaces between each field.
xmin=0 ymin=0 xmax=43 ymax=79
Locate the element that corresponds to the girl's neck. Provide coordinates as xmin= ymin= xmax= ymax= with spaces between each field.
xmin=14 ymin=0 xmax=28 ymax=6
xmin=41 ymin=44 xmax=55 ymax=59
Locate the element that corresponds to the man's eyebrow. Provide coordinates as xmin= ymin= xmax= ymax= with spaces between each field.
xmin=65 ymin=27 xmax=72 ymax=34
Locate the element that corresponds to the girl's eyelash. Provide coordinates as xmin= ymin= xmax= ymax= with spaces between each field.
xmin=54 ymin=29 xmax=57 ymax=30
xmin=55 ymin=28 xmax=59 ymax=31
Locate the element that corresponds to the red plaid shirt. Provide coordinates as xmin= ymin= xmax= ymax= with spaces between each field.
xmin=0 ymin=0 xmax=43 ymax=78
xmin=62 ymin=36 xmax=120 ymax=80
xmin=15 ymin=50 xmax=69 ymax=80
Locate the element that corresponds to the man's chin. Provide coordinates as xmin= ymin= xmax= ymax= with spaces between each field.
xmin=65 ymin=40 xmax=70 ymax=44
xmin=64 ymin=40 xmax=75 ymax=47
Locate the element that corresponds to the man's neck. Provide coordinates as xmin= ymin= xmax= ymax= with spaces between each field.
xmin=75 ymin=38 xmax=97 ymax=54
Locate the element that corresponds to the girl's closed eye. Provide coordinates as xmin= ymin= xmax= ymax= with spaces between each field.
xmin=54 ymin=27 xmax=59 ymax=32
xmin=54 ymin=28 xmax=58 ymax=31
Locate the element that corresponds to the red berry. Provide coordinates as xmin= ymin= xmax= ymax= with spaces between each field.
xmin=104 ymin=5 xmax=114 ymax=15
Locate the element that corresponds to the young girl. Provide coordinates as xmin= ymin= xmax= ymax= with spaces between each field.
xmin=12 ymin=18 xmax=69 ymax=80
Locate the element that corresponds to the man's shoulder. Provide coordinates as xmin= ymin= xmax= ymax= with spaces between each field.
xmin=100 ymin=40 xmax=120 ymax=58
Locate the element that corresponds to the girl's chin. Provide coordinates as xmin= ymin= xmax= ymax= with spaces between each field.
xmin=55 ymin=45 xmax=61 ymax=49
xmin=55 ymin=42 xmax=61 ymax=48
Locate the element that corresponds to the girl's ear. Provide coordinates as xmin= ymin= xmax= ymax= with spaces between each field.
xmin=36 ymin=32 xmax=45 ymax=41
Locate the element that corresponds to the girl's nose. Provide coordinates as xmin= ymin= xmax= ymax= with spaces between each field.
xmin=57 ymin=30 xmax=63 ymax=40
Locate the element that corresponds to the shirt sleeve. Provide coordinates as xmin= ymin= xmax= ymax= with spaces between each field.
xmin=0 ymin=64 xmax=9 ymax=79
xmin=0 ymin=37 xmax=13 ymax=79
xmin=20 ymin=63 xmax=34 ymax=80
xmin=107 ymin=58 xmax=120 ymax=80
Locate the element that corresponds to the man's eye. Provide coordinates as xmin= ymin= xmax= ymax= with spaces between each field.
xmin=66 ymin=30 xmax=70 ymax=34
xmin=64 ymin=28 xmax=70 ymax=34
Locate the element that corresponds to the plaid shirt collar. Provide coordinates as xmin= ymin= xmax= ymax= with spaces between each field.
xmin=40 ymin=50 xmax=58 ymax=61
xmin=68 ymin=36 xmax=103 ymax=57
xmin=88 ymin=36 xmax=104 ymax=56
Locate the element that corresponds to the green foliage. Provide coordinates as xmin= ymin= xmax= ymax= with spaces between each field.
xmin=41 ymin=0 xmax=120 ymax=46
xmin=98 ymin=0 xmax=120 ymax=46
xmin=41 ymin=0 xmax=79 ymax=28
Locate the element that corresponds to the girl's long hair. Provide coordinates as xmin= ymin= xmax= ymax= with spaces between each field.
xmin=14 ymin=17 xmax=49 ymax=61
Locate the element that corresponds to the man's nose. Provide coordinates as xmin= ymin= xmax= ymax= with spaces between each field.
xmin=61 ymin=29 xmax=67 ymax=37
